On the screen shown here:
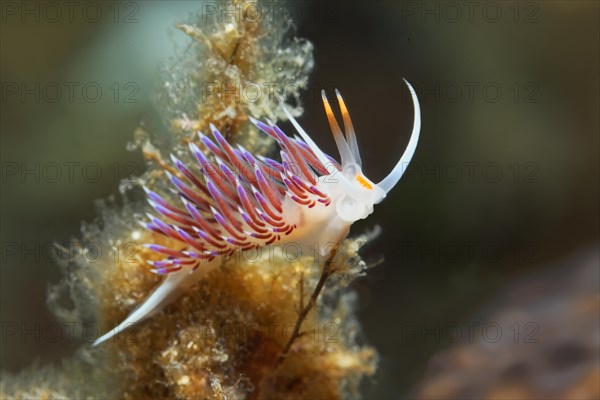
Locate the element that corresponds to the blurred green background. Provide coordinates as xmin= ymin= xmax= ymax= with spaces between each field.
xmin=1 ymin=1 xmax=598 ymax=398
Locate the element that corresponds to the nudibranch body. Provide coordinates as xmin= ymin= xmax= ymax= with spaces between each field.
xmin=93 ymin=79 xmax=421 ymax=346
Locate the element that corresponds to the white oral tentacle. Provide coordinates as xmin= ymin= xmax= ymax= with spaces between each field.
xmin=377 ymin=78 xmax=421 ymax=193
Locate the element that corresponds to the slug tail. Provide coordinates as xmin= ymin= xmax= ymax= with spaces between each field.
xmin=92 ymin=264 xmax=213 ymax=346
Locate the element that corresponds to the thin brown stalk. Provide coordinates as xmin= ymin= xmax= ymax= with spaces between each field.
xmin=275 ymin=246 xmax=339 ymax=367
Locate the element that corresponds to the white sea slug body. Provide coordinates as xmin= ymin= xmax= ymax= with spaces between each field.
xmin=93 ymin=79 xmax=421 ymax=346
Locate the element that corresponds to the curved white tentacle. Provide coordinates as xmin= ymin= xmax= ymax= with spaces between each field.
xmin=377 ymin=78 xmax=421 ymax=194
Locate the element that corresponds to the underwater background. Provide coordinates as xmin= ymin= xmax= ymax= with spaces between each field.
xmin=2 ymin=1 xmax=598 ymax=398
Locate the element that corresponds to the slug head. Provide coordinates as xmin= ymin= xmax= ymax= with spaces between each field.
xmin=280 ymin=79 xmax=421 ymax=223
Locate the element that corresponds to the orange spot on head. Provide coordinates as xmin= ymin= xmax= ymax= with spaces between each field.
xmin=356 ymin=175 xmax=373 ymax=190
